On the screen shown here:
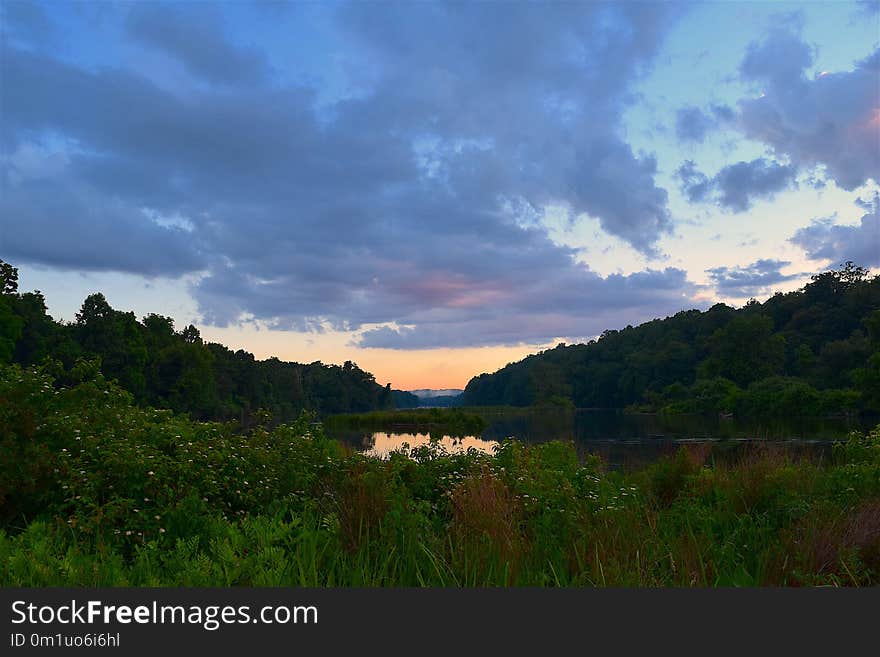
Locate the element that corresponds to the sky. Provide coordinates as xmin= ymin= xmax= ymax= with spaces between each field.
xmin=1 ymin=0 xmax=878 ymax=390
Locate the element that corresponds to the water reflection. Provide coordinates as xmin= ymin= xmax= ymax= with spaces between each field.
xmin=359 ymin=432 xmax=498 ymax=458
xmin=326 ymin=408 xmax=874 ymax=467
xmin=478 ymin=408 xmax=869 ymax=443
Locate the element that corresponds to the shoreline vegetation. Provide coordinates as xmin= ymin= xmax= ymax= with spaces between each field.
xmin=324 ymin=408 xmax=487 ymax=436
xmin=2 ymin=362 xmax=879 ymax=587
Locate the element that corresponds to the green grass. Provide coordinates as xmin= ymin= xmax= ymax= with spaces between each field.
xmin=2 ymin=362 xmax=880 ymax=586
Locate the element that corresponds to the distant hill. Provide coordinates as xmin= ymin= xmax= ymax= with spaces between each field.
xmin=415 ymin=394 xmax=463 ymax=408
xmin=392 ymin=389 xmax=463 ymax=408
xmin=409 ymin=388 xmax=464 ymax=398
xmin=461 ymin=263 xmax=880 ymax=417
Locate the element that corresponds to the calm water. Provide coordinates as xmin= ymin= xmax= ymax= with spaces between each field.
xmin=326 ymin=408 xmax=875 ymax=469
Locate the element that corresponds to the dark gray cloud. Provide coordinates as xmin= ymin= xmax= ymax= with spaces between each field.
xmin=356 ymin=267 xmax=701 ymax=349
xmin=675 ymin=104 xmax=734 ymax=143
xmin=707 ymin=259 xmax=799 ymax=298
xmin=740 ymin=28 xmax=814 ymax=87
xmin=675 ymin=160 xmax=712 ymax=203
xmin=713 ymin=159 xmax=798 ymax=211
xmin=1 ymin=3 xmax=696 ymax=348
xmin=790 ymin=194 xmax=880 ymax=266
xmin=675 ymin=158 xmax=797 ymax=211
xmin=1 ymin=143 xmax=205 ymax=276
xmin=331 ymin=2 xmax=679 ymax=255
xmin=568 ymin=138 xmax=672 ymax=255
xmin=737 ymin=29 xmax=879 ymax=190
xmin=1 ymin=178 xmax=205 ymax=277
xmin=125 ymin=2 xmax=271 ymax=85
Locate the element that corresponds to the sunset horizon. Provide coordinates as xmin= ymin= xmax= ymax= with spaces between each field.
xmin=10 ymin=260 xmax=861 ymax=391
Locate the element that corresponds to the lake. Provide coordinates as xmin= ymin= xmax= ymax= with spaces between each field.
xmin=325 ymin=408 xmax=875 ymax=469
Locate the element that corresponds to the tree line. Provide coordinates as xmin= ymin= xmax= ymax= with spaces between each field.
xmin=461 ymin=262 xmax=880 ymax=417
xmin=0 ymin=259 xmax=397 ymax=425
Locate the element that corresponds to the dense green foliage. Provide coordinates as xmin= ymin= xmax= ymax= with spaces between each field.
xmin=2 ymin=362 xmax=879 ymax=586
xmin=0 ymin=260 xmax=397 ymax=424
xmin=325 ymin=408 xmax=487 ymax=436
xmin=462 ymin=263 xmax=880 ymax=417
xmin=391 ymin=389 xmax=421 ymax=409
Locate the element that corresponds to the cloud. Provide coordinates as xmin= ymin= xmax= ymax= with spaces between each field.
xmin=0 ymin=0 xmax=55 ymax=46
xmin=1 ymin=3 xmax=695 ymax=348
xmin=1 ymin=150 xmax=205 ymax=276
xmin=740 ymin=27 xmax=814 ymax=86
xmin=568 ymin=138 xmax=672 ymax=255
xmin=855 ymin=1 xmax=880 ymax=16
xmin=356 ymin=267 xmax=701 ymax=349
xmin=790 ymin=194 xmax=880 ymax=266
xmin=707 ymin=259 xmax=800 ymax=298
xmin=125 ymin=2 xmax=270 ymax=86
xmin=712 ymin=159 xmax=798 ymax=211
xmin=332 ymin=2 xmax=681 ymax=255
xmin=675 ymin=104 xmax=734 ymax=143
xmin=737 ymin=29 xmax=879 ymax=190
xmin=675 ymin=158 xmax=797 ymax=211
xmin=675 ymin=160 xmax=713 ymax=203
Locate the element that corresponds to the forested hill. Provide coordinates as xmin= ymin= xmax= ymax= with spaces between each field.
xmin=462 ymin=263 xmax=880 ymax=417
xmin=0 ymin=260 xmax=395 ymax=424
